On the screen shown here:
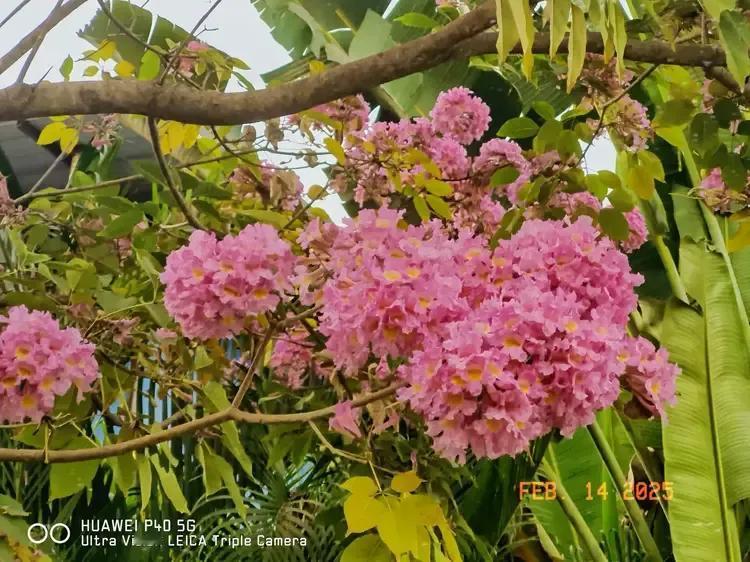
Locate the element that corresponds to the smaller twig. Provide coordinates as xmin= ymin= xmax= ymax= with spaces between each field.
xmin=278 ymin=305 xmax=322 ymax=328
xmin=0 ymin=0 xmax=33 ymax=31
xmin=15 ymin=150 xmax=67 ymax=203
xmin=232 ymin=325 xmax=275 ymax=407
xmin=146 ymin=117 xmax=204 ymax=230
xmin=157 ymin=0 xmax=224 ymax=84
xmin=580 ymin=64 xmax=659 ymax=165
xmin=15 ymin=0 xmax=63 ymax=85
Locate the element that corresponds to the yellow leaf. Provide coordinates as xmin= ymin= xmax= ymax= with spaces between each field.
xmin=182 ymin=124 xmax=200 ymax=148
xmin=96 ymin=39 xmax=117 ymax=61
xmin=610 ymin=2 xmax=627 ymax=78
xmin=728 ymin=222 xmax=750 ymax=253
xmin=324 ymin=137 xmax=347 ymax=166
xmin=166 ymin=121 xmax=185 ymax=154
xmin=548 ymin=0 xmax=570 ymax=58
xmin=401 ymin=494 xmax=445 ymax=526
xmin=507 ymin=0 xmax=535 ymax=78
xmin=115 ymin=60 xmax=135 ymax=77
xmin=59 ymin=128 xmax=79 ymax=153
xmin=438 ymin=522 xmax=462 ymax=562
xmin=377 ymin=498 xmax=418 ymax=555
xmin=566 ymin=5 xmax=586 ymax=92
xmin=37 ymin=122 xmax=66 ymax=145
xmin=627 ymin=164 xmax=655 ymax=199
xmin=391 ymin=471 xmax=423 ymax=494
xmin=341 ymin=476 xmax=378 ymax=496
xmin=307 ymin=184 xmax=326 ymax=199
xmin=344 ymin=495 xmax=385 ymax=533
xmin=495 ymin=0 xmax=519 ymax=62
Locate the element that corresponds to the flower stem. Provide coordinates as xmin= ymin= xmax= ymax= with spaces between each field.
xmin=588 ymin=421 xmax=664 ymax=562
xmin=653 ymin=234 xmax=688 ymax=303
xmin=539 ymin=458 xmax=608 ymax=562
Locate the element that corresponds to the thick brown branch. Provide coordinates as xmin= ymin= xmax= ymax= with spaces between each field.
xmin=0 ymin=0 xmax=88 ymax=76
xmin=0 ymin=28 xmax=727 ymax=125
xmin=0 ymin=382 xmax=404 ymax=463
xmin=0 ymin=1 xmax=497 ymax=124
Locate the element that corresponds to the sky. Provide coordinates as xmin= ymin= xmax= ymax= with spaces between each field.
xmin=0 ymin=0 xmax=616 ymax=222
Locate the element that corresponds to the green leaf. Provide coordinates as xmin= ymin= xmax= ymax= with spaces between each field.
xmin=194 ymin=345 xmax=214 ymax=369
xmin=547 ymin=0 xmax=570 ymax=57
xmin=498 ymin=116 xmax=539 ymax=138
xmin=413 ymin=194 xmax=430 ymax=222
xmin=136 ymin=454 xmax=152 ymax=513
xmin=237 ymin=208 xmax=288 ymax=228
xmin=531 ymin=100 xmax=557 ymax=121
xmin=719 ymin=10 xmax=750 ymax=87
xmin=341 ymin=535 xmax=392 ymax=562
xmin=507 ymin=0 xmax=536 ymax=77
xmin=0 ymin=495 xmax=28 ymax=517
xmin=491 ymin=166 xmax=521 ymax=186
xmin=714 ymin=99 xmax=742 ymax=128
xmin=638 ymin=150 xmax=666 ymax=182
xmin=324 ymin=137 xmax=347 ymax=166
xmin=50 ymin=458 xmax=99 ymax=500
xmin=98 ymin=210 xmax=144 ymax=239
xmin=395 ymin=12 xmax=438 ymax=29
xmin=566 ymin=5 xmax=586 ymax=92
xmin=663 ymin=243 xmax=750 ymax=562
xmin=689 ymin=114 xmax=720 ymax=157
xmin=60 ymin=55 xmax=74 ymax=80
xmin=138 ymin=49 xmax=161 ymax=80
xmin=425 ymin=194 xmax=452 ymax=219
xmin=598 ymin=208 xmax=630 ymax=241
xmin=722 ymin=153 xmax=747 ymax=190
xmin=151 ymin=458 xmax=189 ymax=514
xmin=627 ymin=165 xmax=655 ymax=199
xmin=495 ymin=0 xmax=520 ymax=62
xmin=653 ymin=99 xmax=695 ymax=128
xmin=424 ymin=179 xmax=453 ymax=197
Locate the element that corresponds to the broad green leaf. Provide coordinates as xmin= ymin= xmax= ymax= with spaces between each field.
xmin=491 ymin=166 xmax=521 ymax=186
xmin=151 ymin=458 xmax=189 ymax=514
xmin=566 ymin=6 xmax=586 ymax=92
xmin=728 ymin=222 xmax=750 ymax=253
xmin=498 ymin=117 xmax=539 ymax=138
xmin=652 ymin=99 xmax=695 ymax=128
xmin=341 ymin=535 xmax=392 ymax=562
xmin=719 ymin=11 xmax=750 ymax=95
xmin=202 ymin=446 xmax=247 ymax=518
xmin=0 ymin=496 xmax=27 ymax=517
xmin=701 ymin=0 xmax=736 ymax=20
xmin=627 ymin=165 xmax=655 ymax=199
xmin=49 ymin=444 xmax=99 ymax=501
xmin=663 ymin=244 xmax=750 ymax=561
xmin=202 ymin=382 xmax=253 ymax=477
xmin=237 ymin=208 xmax=288 ymax=228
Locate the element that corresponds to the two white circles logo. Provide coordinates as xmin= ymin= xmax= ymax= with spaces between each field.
xmin=27 ymin=523 xmax=71 ymax=544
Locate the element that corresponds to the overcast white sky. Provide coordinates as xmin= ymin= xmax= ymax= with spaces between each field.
xmin=0 ymin=0 xmax=614 ymax=222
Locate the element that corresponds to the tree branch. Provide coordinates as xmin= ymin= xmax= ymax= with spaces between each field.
xmin=0 ymin=382 xmax=405 ymax=463
xmin=0 ymin=0 xmax=88 ymax=76
xmin=0 ymin=0 xmax=497 ymax=124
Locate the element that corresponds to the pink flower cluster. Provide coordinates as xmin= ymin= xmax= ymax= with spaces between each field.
xmin=620 ymin=336 xmax=679 ymax=418
xmin=229 ymin=163 xmax=303 ymax=211
xmin=695 ymin=168 xmax=748 ymax=213
xmin=325 ymin=88 xmax=532 ymax=227
xmin=396 ymin=217 xmax=658 ymax=461
xmin=318 ymin=208 xmax=494 ymax=373
xmin=430 ymin=86 xmax=491 ymax=144
xmin=289 ymin=94 xmax=371 ymax=134
xmin=621 ymin=209 xmax=648 ymax=253
xmin=161 ymin=225 xmax=296 ymax=340
xmin=0 ymin=306 xmax=99 ymax=423
xmin=269 ymin=328 xmax=320 ymax=389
